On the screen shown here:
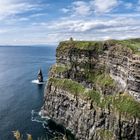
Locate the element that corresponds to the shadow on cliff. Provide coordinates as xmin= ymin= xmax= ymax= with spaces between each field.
xmin=45 ymin=119 xmax=76 ymax=140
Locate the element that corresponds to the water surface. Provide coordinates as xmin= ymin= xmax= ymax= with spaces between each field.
xmin=0 ymin=45 xmax=56 ymax=140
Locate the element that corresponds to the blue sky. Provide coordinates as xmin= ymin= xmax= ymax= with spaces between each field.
xmin=0 ymin=0 xmax=140 ymax=45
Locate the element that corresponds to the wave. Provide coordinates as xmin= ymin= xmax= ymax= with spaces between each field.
xmin=31 ymin=110 xmax=55 ymax=134
xmin=31 ymin=79 xmax=47 ymax=85
xmin=31 ymin=110 xmax=64 ymax=137
xmin=31 ymin=110 xmax=50 ymax=124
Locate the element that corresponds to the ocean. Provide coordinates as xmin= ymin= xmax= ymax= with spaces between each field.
xmin=0 ymin=45 xmax=56 ymax=140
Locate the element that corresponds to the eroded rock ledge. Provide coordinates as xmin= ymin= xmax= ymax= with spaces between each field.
xmin=42 ymin=39 xmax=140 ymax=140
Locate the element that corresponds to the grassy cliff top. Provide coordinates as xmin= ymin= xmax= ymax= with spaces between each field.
xmin=57 ymin=40 xmax=104 ymax=54
xmin=57 ymin=38 xmax=140 ymax=54
xmin=49 ymin=77 xmax=140 ymax=119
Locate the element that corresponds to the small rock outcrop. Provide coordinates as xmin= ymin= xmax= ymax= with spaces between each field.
xmin=42 ymin=39 xmax=140 ymax=140
xmin=38 ymin=68 xmax=43 ymax=82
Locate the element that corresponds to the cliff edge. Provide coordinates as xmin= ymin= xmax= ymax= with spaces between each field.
xmin=42 ymin=39 xmax=140 ymax=140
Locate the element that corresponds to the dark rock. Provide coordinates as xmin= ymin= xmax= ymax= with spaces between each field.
xmin=42 ymin=41 xmax=140 ymax=140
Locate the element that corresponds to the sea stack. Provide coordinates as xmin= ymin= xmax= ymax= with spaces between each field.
xmin=37 ymin=69 xmax=43 ymax=82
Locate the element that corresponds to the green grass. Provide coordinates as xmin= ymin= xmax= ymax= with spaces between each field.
xmin=51 ymin=62 xmax=115 ymax=92
xmin=49 ymin=78 xmax=85 ymax=96
xmin=113 ymin=94 xmax=140 ymax=118
xmin=84 ymin=68 xmax=104 ymax=82
xmin=117 ymin=40 xmax=140 ymax=53
xmin=51 ymin=64 xmax=70 ymax=73
xmin=57 ymin=41 xmax=104 ymax=53
xmin=100 ymin=93 xmax=140 ymax=118
xmin=99 ymin=93 xmax=140 ymax=118
xmin=84 ymin=68 xmax=116 ymax=89
xmin=106 ymin=39 xmax=140 ymax=53
xmin=96 ymin=73 xmax=116 ymax=89
xmin=49 ymin=78 xmax=140 ymax=118
xmin=49 ymin=77 xmax=101 ymax=101
xmin=96 ymin=129 xmax=115 ymax=140
xmin=57 ymin=39 xmax=140 ymax=55
xmin=71 ymin=41 xmax=104 ymax=52
xmin=87 ymin=90 xmax=101 ymax=105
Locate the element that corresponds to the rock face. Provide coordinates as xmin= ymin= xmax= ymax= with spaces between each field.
xmin=108 ymin=45 xmax=140 ymax=100
xmin=55 ymin=42 xmax=140 ymax=101
xmin=38 ymin=68 xmax=43 ymax=82
xmin=42 ymin=40 xmax=140 ymax=140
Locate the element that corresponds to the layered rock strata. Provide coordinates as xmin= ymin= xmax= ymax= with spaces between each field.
xmin=42 ymin=40 xmax=140 ymax=140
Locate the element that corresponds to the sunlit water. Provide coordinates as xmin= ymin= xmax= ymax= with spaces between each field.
xmin=0 ymin=45 xmax=56 ymax=140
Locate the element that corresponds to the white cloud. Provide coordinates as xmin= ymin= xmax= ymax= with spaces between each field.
xmin=0 ymin=29 xmax=9 ymax=34
xmin=45 ymin=17 xmax=140 ymax=33
xmin=0 ymin=0 xmax=139 ymax=45
xmin=124 ymin=2 xmax=133 ymax=9
xmin=0 ymin=0 xmax=41 ymax=20
xmin=1 ymin=14 xmax=140 ymax=45
xmin=7 ymin=15 xmax=138 ymax=45
xmin=61 ymin=8 xmax=70 ymax=13
xmin=61 ymin=0 xmax=119 ymax=16
xmin=136 ymin=0 xmax=140 ymax=11
xmin=91 ymin=0 xmax=118 ymax=13
xmin=72 ymin=1 xmax=91 ymax=16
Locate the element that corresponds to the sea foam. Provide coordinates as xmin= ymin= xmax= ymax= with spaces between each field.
xmin=31 ymin=79 xmax=47 ymax=85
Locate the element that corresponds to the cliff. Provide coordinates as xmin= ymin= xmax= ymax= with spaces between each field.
xmin=42 ymin=39 xmax=140 ymax=140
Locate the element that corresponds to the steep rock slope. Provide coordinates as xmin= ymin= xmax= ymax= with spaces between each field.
xmin=42 ymin=39 xmax=140 ymax=140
